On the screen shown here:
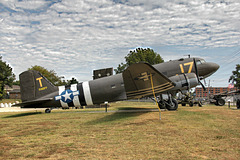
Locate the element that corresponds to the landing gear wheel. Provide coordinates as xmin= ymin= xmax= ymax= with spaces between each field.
xmin=181 ymin=103 xmax=186 ymax=106
xmin=217 ymin=98 xmax=225 ymax=106
xmin=189 ymin=101 xmax=194 ymax=107
xmin=45 ymin=108 xmax=51 ymax=113
xmin=166 ymin=99 xmax=178 ymax=111
xmin=198 ymin=101 xmax=203 ymax=107
xmin=158 ymin=101 xmax=166 ymax=109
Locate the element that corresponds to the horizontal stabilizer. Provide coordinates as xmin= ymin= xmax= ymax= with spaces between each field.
xmin=14 ymin=98 xmax=53 ymax=108
xmin=123 ymin=62 xmax=175 ymax=99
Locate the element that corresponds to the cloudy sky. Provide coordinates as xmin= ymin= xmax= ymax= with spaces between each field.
xmin=0 ymin=0 xmax=239 ymax=87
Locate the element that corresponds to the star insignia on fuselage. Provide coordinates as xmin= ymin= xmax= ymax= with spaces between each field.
xmin=55 ymin=89 xmax=80 ymax=103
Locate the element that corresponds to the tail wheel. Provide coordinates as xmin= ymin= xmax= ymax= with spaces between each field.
xmin=166 ymin=99 xmax=178 ymax=111
xmin=45 ymin=108 xmax=51 ymax=113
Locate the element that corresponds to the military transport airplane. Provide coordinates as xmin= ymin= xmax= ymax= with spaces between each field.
xmin=17 ymin=57 xmax=219 ymax=113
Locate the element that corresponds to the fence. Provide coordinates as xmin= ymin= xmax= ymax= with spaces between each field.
xmin=0 ymin=101 xmax=19 ymax=108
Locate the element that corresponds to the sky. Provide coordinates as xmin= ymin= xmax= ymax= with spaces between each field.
xmin=0 ymin=0 xmax=239 ymax=87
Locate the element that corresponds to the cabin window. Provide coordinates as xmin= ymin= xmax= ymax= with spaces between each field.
xmin=111 ymin=84 xmax=116 ymax=89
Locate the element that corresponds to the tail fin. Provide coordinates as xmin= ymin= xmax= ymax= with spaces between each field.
xmin=20 ymin=70 xmax=58 ymax=102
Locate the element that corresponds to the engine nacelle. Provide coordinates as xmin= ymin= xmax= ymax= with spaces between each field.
xmin=169 ymin=73 xmax=199 ymax=91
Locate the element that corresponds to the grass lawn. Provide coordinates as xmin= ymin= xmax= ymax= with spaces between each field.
xmin=0 ymin=101 xmax=239 ymax=159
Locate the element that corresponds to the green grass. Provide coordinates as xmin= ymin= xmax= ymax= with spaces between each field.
xmin=0 ymin=102 xmax=239 ymax=159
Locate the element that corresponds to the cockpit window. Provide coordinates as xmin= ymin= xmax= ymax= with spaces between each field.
xmin=196 ymin=60 xmax=201 ymax=65
xmin=196 ymin=59 xmax=206 ymax=65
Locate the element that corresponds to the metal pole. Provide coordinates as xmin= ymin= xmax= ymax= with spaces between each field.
xmin=105 ymin=101 xmax=108 ymax=112
xmin=150 ymin=73 xmax=161 ymax=120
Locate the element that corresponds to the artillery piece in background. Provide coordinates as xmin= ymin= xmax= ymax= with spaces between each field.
xmin=177 ymin=91 xmax=203 ymax=107
xmin=209 ymin=90 xmax=240 ymax=106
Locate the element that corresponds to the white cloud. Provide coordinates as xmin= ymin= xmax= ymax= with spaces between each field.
xmin=0 ymin=0 xmax=239 ymax=85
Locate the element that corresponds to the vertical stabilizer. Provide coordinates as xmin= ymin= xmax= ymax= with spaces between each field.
xmin=20 ymin=70 xmax=57 ymax=102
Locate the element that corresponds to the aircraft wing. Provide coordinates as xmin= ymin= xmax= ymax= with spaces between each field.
xmin=123 ymin=62 xmax=175 ymax=99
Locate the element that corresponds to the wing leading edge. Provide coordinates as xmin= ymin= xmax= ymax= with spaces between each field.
xmin=123 ymin=62 xmax=175 ymax=99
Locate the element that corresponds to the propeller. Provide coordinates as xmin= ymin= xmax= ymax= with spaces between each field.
xmin=193 ymin=58 xmax=206 ymax=91
xmin=204 ymin=79 xmax=207 ymax=86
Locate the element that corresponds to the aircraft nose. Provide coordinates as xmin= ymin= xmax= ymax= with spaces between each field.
xmin=210 ymin=62 xmax=220 ymax=72
xmin=198 ymin=62 xmax=220 ymax=78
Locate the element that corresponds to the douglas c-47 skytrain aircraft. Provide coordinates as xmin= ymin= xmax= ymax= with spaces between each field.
xmin=17 ymin=57 xmax=219 ymax=113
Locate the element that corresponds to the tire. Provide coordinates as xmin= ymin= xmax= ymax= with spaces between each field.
xmin=189 ymin=101 xmax=193 ymax=107
xmin=45 ymin=108 xmax=51 ymax=113
xmin=217 ymin=98 xmax=225 ymax=106
xmin=166 ymin=99 xmax=178 ymax=111
xmin=158 ymin=101 xmax=166 ymax=109
xmin=181 ymin=103 xmax=186 ymax=106
xmin=237 ymin=99 xmax=240 ymax=109
xmin=198 ymin=101 xmax=203 ymax=107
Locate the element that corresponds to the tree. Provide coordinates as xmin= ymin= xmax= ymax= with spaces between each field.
xmin=115 ymin=63 xmax=127 ymax=74
xmin=67 ymin=77 xmax=78 ymax=85
xmin=28 ymin=65 xmax=64 ymax=86
xmin=229 ymin=64 xmax=240 ymax=89
xmin=114 ymin=48 xmax=164 ymax=74
xmin=0 ymin=56 xmax=15 ymax=100
xmin=13 ymin=80 xmax=20 ymax=86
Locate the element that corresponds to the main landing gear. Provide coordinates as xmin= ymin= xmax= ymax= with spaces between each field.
xmin=155 ymin=94 xmax=178 ymax=111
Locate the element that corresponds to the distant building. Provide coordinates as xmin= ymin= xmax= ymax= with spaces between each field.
xmin=9 ymin=89 xmax=21 ymax=99
xmin=4 ymin=85 xmax=21 ymax=99
xmin=195 ymin=87 xmax=238 ymax=98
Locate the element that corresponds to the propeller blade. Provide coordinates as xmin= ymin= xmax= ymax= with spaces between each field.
xmin=204 ymin=79 xmax=207 ymax=86
xmin=193 ymin=58 xmax=206 ymax=91
xmin=193 ymin=58 xmax=200 ymax=81
xmin=200 ymin=81 xmax=206 ymax=91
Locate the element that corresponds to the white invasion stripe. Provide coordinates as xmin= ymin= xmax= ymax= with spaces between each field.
xmin=71 ymin=84 xmax=81 ymax=107
xmin=82 ymin=81 xmax=93 ymax=105
xmin=73 ymin=91 xmax=79 ymax=96
xmin=55 ymin=95 xmax=61 ymax=101
xmin=59 ymin=86 xmax=68 ymax=108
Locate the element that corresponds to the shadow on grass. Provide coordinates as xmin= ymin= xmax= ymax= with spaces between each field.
xmin=3 ymin=112 xmax=42 ymax=118
xmin=86 ymin=107 xmax=154 ymax=125
xmin=117 ymin=107 xmax=156 ymax=111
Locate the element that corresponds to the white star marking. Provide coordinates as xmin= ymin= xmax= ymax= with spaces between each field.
xmin=62 ymin=90 xmax=72 ymax=102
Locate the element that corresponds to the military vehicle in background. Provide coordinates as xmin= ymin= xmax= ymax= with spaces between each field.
xmin=210 ymin=90 xmax=240 ymax=106
xmin=177 ymin=91 xmax=203 ymax=107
